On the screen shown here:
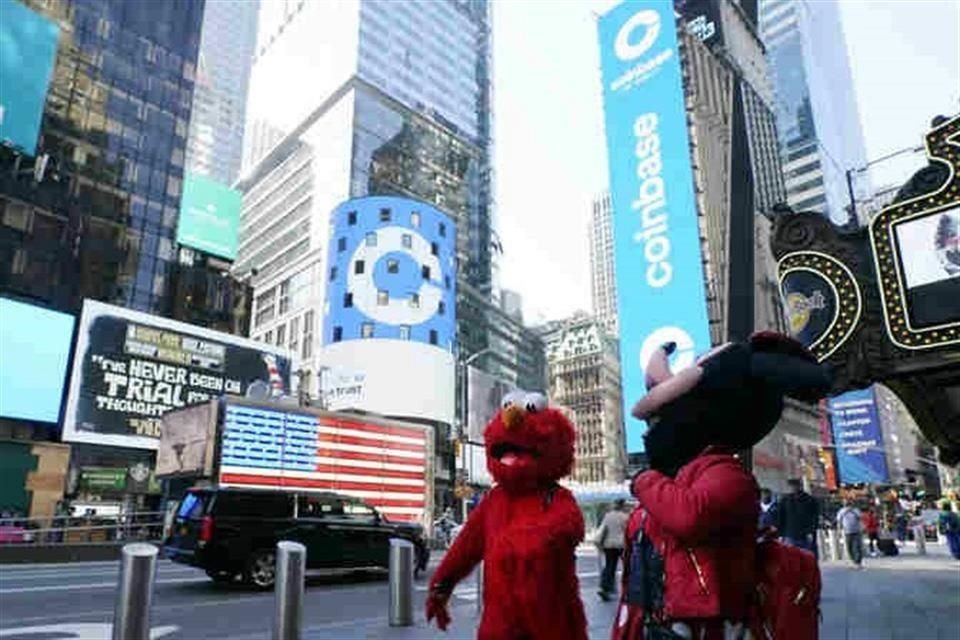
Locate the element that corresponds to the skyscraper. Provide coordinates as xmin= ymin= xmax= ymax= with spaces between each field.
xmin=185 ymin=0 xmax=259 ymax=185
xmin=759 ymin=0 xmax=868 ymax=221
xmin=237 ymin=0 xmax=494 ymax=370
xmin=0 ymin=0 xmax=204 ymax=316
xmin=589 ymin=192 xmax=618 ymax=337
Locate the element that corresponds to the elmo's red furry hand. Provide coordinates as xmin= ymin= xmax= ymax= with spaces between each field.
xmin=425 ymin=583 xmax=452 ymax=631
xmin=424 ymin=392 xmax=588 ymax=640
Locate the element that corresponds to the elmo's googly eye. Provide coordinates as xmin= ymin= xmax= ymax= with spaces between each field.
xmin=501 ymin=391 xmax=525 ymax=409
xmin=523 ymin=392 xmax=547 ymax=413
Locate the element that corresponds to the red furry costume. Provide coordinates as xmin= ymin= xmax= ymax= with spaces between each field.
xmin=426 ymin=391 xmax=588 ymax=640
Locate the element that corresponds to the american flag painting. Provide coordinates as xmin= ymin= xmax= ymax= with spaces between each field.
xmin=218 ymin=403 xmax=429 ymax=522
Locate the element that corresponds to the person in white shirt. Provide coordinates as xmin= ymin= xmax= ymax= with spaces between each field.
xmin=836 ymin=501 xmax=864 ymax=567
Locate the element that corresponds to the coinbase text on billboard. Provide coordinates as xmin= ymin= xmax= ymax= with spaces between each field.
xmin=598 ymin=0 xmax=711 ymax=452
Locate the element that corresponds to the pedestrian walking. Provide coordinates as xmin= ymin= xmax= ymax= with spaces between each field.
xmin=594 ymin=499 xmax=630 ymax=601
xmin=836 ymin=501 xmax=864 ymax=568
xmin=776 ymin=479 xmax=820 ymax=557
xmin=910 ymin=507 xmax=927 ymax=556
xmin=863 ymin=508 xmax=880 ymax=556
xmin=938 ymin=502 xmax=960 ymax=560
xmin=759 ymin=488 xmax=777 ymax=530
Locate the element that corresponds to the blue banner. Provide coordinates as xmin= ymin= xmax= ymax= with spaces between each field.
xmin=829 ymin=387 xmax=889 ymax=485
xmin=0 ymin=0 xmax=59 ymax=156
xmin=597 ymin=0 xmax=711 ymax=452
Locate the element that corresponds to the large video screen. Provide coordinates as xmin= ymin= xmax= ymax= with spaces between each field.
xmin=0 ymin=297 xmax=74 ymax=423
xmin=62 ymin=300 xmax=292 ymax=450
xmin=829 ymin=387 xmax=889 ymax=485
xmin=0 ymin=0 xmax=60 ymax=155
xmin=176 ymin=172 xmax=242 ymax=261
xmin=895 ymin=207 xmax=960 ymax=328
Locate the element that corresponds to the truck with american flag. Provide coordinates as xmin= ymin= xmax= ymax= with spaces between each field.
xmin=156 ymin=397 xmax=434 ymax=587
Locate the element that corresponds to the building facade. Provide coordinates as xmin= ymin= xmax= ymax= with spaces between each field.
xmin=539 ymin=314 xmax=626 ymax=485
xmin=0 ymin=0 xmax=204 ymax=317
xmin=874 ymin=384 xmax=940 ymax=492
xmin=588 ymin=192 xmax=617 ymax=337
xmin=185 ymin=0 xmax=259 ymax=186
xmin=759 ymin=0 xmax=868 ymax=221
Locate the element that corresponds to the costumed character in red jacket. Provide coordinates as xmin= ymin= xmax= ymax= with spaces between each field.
xmin=612 ymin=333 xmax=830 ymax=640
xmin=426 ymin=391 xmax=588 ymax=640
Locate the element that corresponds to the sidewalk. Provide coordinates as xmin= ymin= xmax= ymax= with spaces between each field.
xmin=302 ymin=544 xmax=959 ymax=639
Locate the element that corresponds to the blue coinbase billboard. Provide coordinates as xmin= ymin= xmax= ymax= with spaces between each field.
xmin=597 ymin=0 xmax=711 ymax=452
xmin=323 ymin=196 xmax=456 ymax=350
xmin=0 ymin=297 xmax=74 ymax=423
xmin=0 ymin=0 xmax=60 ymax=156
xmin=829 ymin=387 xmax=890 ymax=485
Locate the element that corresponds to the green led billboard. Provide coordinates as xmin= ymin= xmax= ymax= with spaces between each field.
xmin=0 ymin=0 xmax=60 ymax=156
xmin=176 ymin=172 xmax=241 ymax=261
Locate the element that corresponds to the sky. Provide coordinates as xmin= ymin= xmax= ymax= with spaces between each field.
xmin=492 ymin=0 xmax=960 ymax=325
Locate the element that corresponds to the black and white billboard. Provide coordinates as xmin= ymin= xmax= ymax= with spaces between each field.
xmin=62 ymin=300 xmax=292 ymax=450
xmin=895 ymin=207 xmax=960 ymax=328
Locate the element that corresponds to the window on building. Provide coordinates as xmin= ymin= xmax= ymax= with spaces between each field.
xmin=338 ymin=237 xmax=346 ymax=252
xmin=431 ymin=242 xmax=438 ymax=256
xmin=275 ymin=324 xmax=286 ymax=347
xmin=255 ymin=288 xmax=276 ymax=327
xmin=379 ymin=208 xmax=391 ymax=222
xmin=264 ymin=330 xmax=273 ymax=344
xmin=343 ymin=292 xmax=353 ymax=308
xmin=402 ymin=233 xmax=412 ymax=248
xmin=399 ymin=325 xmax=411 ymax=340
xmin=377 ymin=290 xmax=388 ymax=305
xmin=361 ymin=323 xmax=374 ymax=338
xmin=347 ymin=210 xmax=357 ymax=225
xmin=438 ymin=301 xmax=445 ymax=315
xmin=439 ymin=222 xmax=446 ymax=237
xmin=329 ymin=266 xmax=337 ymax=281
xmin=421 ymin=265 xmax=431 ymax=280
xmin=429 ymin=330 xmax=438 ymax=345
xmin=410 ymin=211 xmax=420 ymax=227
xmin=279 ymin=280 xmax=290 ymax=314
xmin=410 ymin=293 xmax=420 ymax=308
xmin=289 ymin=317 xmax=300 ymax=353
xmin=354 ymin=260 xmax=365 ymax=274
xmin=332 ymin=326 xmax=342 ymax=342
xmin=302 ymin=311 xmax=314 ymax=359
xmin=365 ymin=232 xmax=377 ymax=246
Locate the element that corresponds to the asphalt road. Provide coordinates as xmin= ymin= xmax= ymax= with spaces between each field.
xmin=0 ymin=552 xmax=604 ymax=639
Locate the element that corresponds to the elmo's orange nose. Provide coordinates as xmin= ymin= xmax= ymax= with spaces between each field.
xmin=502 ymin=404 xmax=524 ymax=430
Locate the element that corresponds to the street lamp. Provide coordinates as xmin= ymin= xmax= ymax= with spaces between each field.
xmin=845 ymin=145 xmax=925 ymax=226
xmin=456 ymin=347 xmax=493 ymax=521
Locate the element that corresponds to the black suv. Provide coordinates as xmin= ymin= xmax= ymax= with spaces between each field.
xmin=163 ymin=487 xmax=429 ymax=588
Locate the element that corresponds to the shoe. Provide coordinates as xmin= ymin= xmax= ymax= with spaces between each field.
xmin=598 ymin=590 xmax=611 ymax=602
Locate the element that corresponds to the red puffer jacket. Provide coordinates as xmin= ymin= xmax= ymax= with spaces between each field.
xmin=612 ymin=451 xmax=759 ymax=639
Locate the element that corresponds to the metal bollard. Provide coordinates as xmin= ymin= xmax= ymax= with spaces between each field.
xmin=274 ymin=541 xmax=306 ymax=640
xmin=831 ymin=528 xmax=844 ymax=561
xmin=112 ymin=543 xmax=158 ymax=640
xmin=388 ymin=538 xmax=414 ymax=626
xmin=475 ymin=561 xmax=483 ymax=614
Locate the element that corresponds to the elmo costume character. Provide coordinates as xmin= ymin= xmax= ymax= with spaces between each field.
xmin=612 ymin=333 xmax=830 ymax=640
xmin=426 ymin=390 xmax=588 ymax=640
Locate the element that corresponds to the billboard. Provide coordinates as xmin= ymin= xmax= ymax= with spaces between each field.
xmin=893 ymin=207 xmax=959 ymax=328
xmin=829 ymin=387 xmax=890 ymax=485
xmin=176 ymin=172 xmax=242 ymax=261
xmin=62 ymin=300 xmax=292 ymax=450
xmin=217 ymin=401 xmax=431 ymax=522
xmin=0 ymin=0 xmax=59 ymax=155
xmin=466 ymin=366 xmax=517 ymax=443
xmin=155 ymin=400 xmax=218 ymax=477
xmin=319 ymin=339 xmax=455 ymax=426
xmin=323 ymin=196 xmax=456 ymax=350
xmin=0 ymin=297 xmax=74 ymax=423
xmin=597 ymin=0 xmax=711 ymax=452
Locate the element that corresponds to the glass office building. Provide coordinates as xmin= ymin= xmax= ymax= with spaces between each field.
xmin=0 ymin=0 xmax=204 ymax=315
xmin=760 ymin=0 xmax=867 ymax=221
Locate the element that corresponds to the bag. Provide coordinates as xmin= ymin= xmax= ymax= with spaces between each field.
xmin=877 ymin=538 xmax=898 ymax=557
xmin=749 ymin=532 xmax=822 ymax=640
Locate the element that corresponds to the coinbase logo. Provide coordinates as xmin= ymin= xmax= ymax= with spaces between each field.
xmin=639 ymin=326 xmax=696 ymax=374
xmin=614 ymin=9 xmax=660 ymax=61
xmin=348 ymin=226 xmax=443 ymax=326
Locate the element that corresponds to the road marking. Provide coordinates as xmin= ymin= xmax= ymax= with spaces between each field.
xmin=0 ymin=576 xmax=209 ymax=595
xmin=0 ymin=623 xmax=179 ymax=639
xmin=0 ymin=568 xmax=199 ymax=582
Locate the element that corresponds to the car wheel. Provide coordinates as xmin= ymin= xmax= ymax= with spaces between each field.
xmin=245 ymin=549 xmax=276 ymax=590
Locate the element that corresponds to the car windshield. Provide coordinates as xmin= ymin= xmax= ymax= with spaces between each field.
xmin=176 ymin=492 xmax=207 ymax=520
